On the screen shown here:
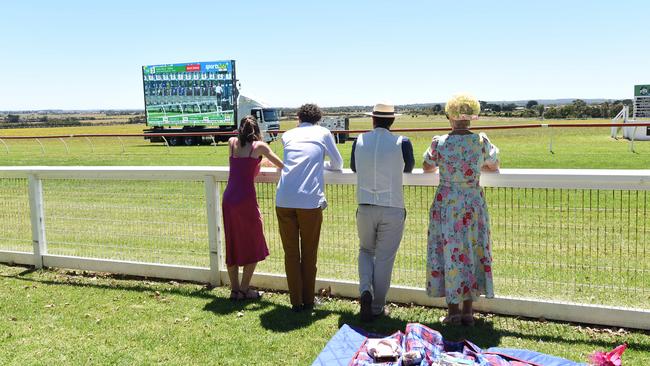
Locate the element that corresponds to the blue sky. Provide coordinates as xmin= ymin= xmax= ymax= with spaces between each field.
xmin=1 ymin=0 xmax=648 ymax=110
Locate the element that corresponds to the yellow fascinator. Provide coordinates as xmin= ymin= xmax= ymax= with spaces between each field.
xmin=445 ymin=94 xmax=480 ymax=121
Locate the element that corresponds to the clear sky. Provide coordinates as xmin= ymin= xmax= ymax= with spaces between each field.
xmin=1 ymin=0 xmax=648 ymax=110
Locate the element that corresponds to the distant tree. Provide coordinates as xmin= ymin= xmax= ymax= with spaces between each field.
xmin=486 ymin=103 xmax=501 ymax=112
xmin=611 ymin=102 xmax=626 ymax=118
xmin=526 ymin=100 xmax=539 ymax=109
xmin=543 ymin=106 xmax=560 ymax=119
xmin=502 ymin=103 xmax=517 ymax=112
xmin=128 ymin=116 xmax=146 ymax=124
xmin=560 ymin=104 xmax=576 ymax=118
xmin=572 ymin=99 xmax=588 ymax=118
xmin=38 ymin=115 xmax=48 ymax=122
xmin=572 ymin=99 xmax=587 ymax=108
xmin=6 ymin=114 xmax=20 ymax=123
xmin=433 ymin=104 xmax=442 ymax=113
xmin=590 ymin=105 xmax=605 ymax=118
xmin=519 ymin=108 xmax=537 ymax=118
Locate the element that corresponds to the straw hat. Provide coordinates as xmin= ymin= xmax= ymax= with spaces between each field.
xmin=364 ymin=103 xmax=402 ymax=118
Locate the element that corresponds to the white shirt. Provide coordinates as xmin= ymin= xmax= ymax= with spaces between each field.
xmin=354 ymin=128 xmax=406 ymax=208
xmin=276 ymin=123 xmax=343 ymax=209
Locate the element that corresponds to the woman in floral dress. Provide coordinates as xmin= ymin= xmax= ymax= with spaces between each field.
xmin=422 ymin=94 xmax=499 ymax=326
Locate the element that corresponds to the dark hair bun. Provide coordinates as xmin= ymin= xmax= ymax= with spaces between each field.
xmin=238 ymin=115 xmax=261 ymax=147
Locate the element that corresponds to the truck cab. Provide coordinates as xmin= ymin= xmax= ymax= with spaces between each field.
xmin=237 ymin=95 xmax=280 ymax=142
xmin=249 ymin=108 xmax=280 ymax=142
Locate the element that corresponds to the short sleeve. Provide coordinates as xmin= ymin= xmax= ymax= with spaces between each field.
xmin=479 ymin=133 xmax=499 ymax=164
xmin=423 ymin=136 xmax=441 ymax=166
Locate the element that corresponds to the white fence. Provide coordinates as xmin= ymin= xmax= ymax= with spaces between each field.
xmin=1 ymin=166 xmax=649 ymax=330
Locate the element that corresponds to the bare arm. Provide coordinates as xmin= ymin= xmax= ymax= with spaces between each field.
xmin=479 ymin=133 xmax=499 ymax=172
xmin=258 ymin=142 xmax=284 ymax=169
xmin=422 ymin=137 xmax=439 ymax=173
xmin=422 ymin=161 xmax=437 ymax=173
xmin=481 ymin=160 xmax=499 ymax=172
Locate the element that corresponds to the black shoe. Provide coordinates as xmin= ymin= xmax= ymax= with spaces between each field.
xmin=360 ymin=291 xmax=373 ymax=322
xmin=291 ymin=305 xmax=303 ymax=313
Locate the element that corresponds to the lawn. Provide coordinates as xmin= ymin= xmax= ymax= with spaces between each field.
xmin=0 ymin=119 xmax=649 ymax=363
xmin=0 ymin=116 xmax=648 ymax=168
xmin=1 ymin=263 xmax=649 ymax=365
xmin=1 ymin=119 xmax=648 ymax=307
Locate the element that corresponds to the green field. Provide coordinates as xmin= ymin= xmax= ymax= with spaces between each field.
xmin=0 ymin=118 xmax=648 ymax=307
xmin=3 ymin=264 xmax=648 ymax=364
xmin=0 ymin=118 xmax=649 ymax=362
xmin=1 ymin=116 xmax=649 ymax=168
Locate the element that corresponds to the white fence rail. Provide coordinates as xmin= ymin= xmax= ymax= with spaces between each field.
xmin=1 ymin=166 xmax=649 ymax=330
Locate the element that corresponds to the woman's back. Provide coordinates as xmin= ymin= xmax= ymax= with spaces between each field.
xmin=424 ymin=131 xmax=499 ymax=305
xmin=224 ymin=139 xmax=261 ymax=202
xmin=428 ymin=133 xmax=498 ymax=187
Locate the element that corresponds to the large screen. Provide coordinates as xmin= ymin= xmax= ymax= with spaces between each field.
xmin=634 ymin=84 xmax=650 ymax=119
xmin=142 ymin=60 xmax=236 ymax=127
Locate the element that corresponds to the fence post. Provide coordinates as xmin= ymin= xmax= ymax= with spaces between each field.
xmin=28 ymin=175 xmax=47 ymax=269
xmin=204 ymin=175 xmax=223 ymax=286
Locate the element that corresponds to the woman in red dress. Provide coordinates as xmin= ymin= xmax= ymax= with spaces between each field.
xmin=222 ymin=116 xmax=283 ymax=300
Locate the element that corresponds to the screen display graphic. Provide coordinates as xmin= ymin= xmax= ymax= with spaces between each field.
xmin=142 ymin=60 xmax=236 ymax=127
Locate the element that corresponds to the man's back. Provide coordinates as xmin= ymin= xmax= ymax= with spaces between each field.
xmin=276 ymin=123 xmax=343 ymax=209
xmin=353 ymin=128 xmax=414 ymax=208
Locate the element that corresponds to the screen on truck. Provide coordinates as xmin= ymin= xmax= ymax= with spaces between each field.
xmin=142 ymin=60 xmax=236 ymax=127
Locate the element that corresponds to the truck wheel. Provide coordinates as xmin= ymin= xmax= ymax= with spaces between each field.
xmin=168 ymin=136 xmax=180 ymax=146
xmin=183 ymin=136 xmax=197 ymax=146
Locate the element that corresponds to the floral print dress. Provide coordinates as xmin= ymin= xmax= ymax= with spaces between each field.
xmin=423 ymin=133 xmax=499 ymax=304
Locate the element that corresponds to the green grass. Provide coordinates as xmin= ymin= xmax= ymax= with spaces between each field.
xmin=2 ymin=178 xmax=647 ymax=308
xmin=0 ymin=116 xmax=649 ymax=168
xmin=1 ymin=263 xmax=649 ymax=365
xmin=0 ymin=119 xmax=649 ymax=364
xmin=0 ymin=119 xmax=649 ymax=308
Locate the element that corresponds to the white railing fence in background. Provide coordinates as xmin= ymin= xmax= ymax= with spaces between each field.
xmin=0 ymin=166 xmax=649 ymax=330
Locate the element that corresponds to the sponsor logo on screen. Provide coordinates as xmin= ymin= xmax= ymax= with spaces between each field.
xmin=186 ymin=64 xmax=201 ymax=72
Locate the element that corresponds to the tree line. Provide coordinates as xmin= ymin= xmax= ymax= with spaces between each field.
xmin=539 ymin=99 xmax=633 ymax=119
xmin=406 ymin=99 xmax=634 ymax=119
xmin=0 ymin=113 xmax=145 ymax=128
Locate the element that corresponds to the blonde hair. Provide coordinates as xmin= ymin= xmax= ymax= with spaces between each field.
xmin=445 ymin=93 xmax=480 ymax=121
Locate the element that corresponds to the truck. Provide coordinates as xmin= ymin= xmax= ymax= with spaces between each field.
xmin=141 ymin=60 xmax=280 ymax=146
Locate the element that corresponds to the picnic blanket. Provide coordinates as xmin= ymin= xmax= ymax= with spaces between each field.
xmin=312 ymin=323 xmax=588 ymax=366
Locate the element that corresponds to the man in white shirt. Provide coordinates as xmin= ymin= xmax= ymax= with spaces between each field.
xmin=276 ymin=103 xmax=343 ymax=312
xmin=350 ymin=103 xmax=414 ymax=322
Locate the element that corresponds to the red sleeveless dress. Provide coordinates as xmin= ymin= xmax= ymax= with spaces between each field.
xmin=222 ymin=140 xmax=270 ymax=266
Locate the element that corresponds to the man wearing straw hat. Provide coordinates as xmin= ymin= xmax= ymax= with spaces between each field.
xmin=351 ymin=103 xmax=414 ymax=322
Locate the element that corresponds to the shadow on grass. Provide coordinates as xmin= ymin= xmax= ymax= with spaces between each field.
xmin=202 ymin=294 xmax=274 ymax=316
xmin=258 ymin=304 xmax=330 ymax=333
xmin=203 ymin=295 xmax=331 ymax=333
xmin=3 ymin=264 xmax=649 ymax=353
xmin=1 ymin=265 xmax=215 ymax=300
xmin=335 ymin=308 xmax=503 ymax=349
